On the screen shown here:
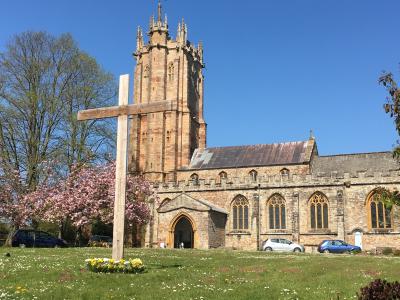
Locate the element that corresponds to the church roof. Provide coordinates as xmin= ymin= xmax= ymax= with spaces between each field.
xmin=188 ymin=140 xmax=311 ymax=170
xmin=312 ymin=151 xmax=399 ymax=175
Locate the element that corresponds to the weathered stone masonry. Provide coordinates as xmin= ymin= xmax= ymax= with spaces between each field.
xmin=148 ymin=167 xmax=400 ymax=251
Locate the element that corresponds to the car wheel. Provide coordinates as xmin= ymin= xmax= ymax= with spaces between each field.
xmin=323 ymin=249 xmax=330 ymax=254
xmin=293 ymin=248 xmax=301 ymax=253
xmin=265 ymin=247 xmax=272 ymax=252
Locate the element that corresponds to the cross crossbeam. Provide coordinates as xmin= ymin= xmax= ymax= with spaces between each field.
xmin=77 ymin=100 xmax=176 ymax=121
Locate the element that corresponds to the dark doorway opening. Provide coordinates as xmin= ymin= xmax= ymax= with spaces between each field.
xmin=174 ymin=216 xmax=194 ymax=248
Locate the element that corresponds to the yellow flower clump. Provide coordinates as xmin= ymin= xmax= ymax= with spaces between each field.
xmin=85 ymin=257 xmax=144 ymax=274
xmin=130 ymin=258 xmax=143 ymax=268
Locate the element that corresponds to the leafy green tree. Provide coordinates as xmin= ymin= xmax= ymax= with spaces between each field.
xmin=0 ymin=31 xmax=117 ymax=243
xmin=380 ymin=72 xmax=400 ymax=158
xmin=0 ymin=31 xmax=116 ymax=191
xmin=379 ymin=71 xmax=400 ymax=205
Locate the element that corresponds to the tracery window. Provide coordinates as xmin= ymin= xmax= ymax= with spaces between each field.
xmin=267 ymin=194 xmax=286 ymax=230
xmin=168 ymin=63 xmax=174 ymax=82
xmin=309 ymin=192 xmax=329 ymax=229
xmin=249 ymin=170 xmax=258 ymax=182
xmin=190 ymin=173 xmax=199 ymax=185
xmin=280 ymin=168 xmax=290 ymax=176
xmin=232 ymin=195 xmax=249 ymax=231
xmin=368 ymin=190 xmax=392 ymax=229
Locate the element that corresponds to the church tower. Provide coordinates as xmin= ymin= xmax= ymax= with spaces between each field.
xmin=129 ymin=2 xmax=207 ymax=182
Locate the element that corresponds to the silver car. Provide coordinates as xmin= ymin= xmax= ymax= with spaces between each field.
xmin=262 ymin=238 xmax=304 ymax=252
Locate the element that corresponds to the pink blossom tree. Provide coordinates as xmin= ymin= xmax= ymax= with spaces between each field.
xmin=23 ymin=162 xmax=156 ymax=244
xmin=0 ymin=166 xmax=34 ymax=245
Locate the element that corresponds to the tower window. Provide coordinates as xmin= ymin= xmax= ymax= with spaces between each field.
xmin=143 ymin=65 xmax=149 ymax=78
xmin=166 ymin=130 xmax=171 ymax=142
xmin=168 ymin=63 xmax=174 ymax=82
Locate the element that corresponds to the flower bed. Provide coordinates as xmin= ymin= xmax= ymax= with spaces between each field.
xmin=85 ymin=258 xmax=145 ymax=273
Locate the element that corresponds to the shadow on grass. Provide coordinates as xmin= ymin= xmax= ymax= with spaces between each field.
xmin=148 ymin=263 xmax=183 ymax=269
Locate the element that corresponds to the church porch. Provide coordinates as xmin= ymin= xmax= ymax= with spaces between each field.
xmin=154 ymin=193 xmax=227 ymax=249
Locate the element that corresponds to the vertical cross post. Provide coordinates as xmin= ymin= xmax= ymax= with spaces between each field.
xmin=78 ymin=73 xmax=171 ymax=259
xmin=112 ymin=74 xmax=129 ymax=260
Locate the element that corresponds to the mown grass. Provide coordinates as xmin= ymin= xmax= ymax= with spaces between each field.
xmin=0 ymin=248 xmax=399 ymax=300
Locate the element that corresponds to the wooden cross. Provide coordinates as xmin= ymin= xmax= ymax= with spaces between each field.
xmin=77 ymin=74 xmax=173 ymax=260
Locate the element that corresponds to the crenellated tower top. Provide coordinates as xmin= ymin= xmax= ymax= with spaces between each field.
xmin=134 ymin=2 xmax=204 ymax=66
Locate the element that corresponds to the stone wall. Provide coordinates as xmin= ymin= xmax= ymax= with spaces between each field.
xmin=176 ymin=164 xmax=310 ymax=183
xmin=148 ymin=169 xmax=400 ymax=251
xmin=208 ymin=211 xmax=226 ymax=248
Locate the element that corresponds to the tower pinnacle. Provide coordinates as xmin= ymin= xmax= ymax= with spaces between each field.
xmin=157 ymin=1 xmax=162 ymax=23
xmin=136 ymin=26 xmax=143 ymax=50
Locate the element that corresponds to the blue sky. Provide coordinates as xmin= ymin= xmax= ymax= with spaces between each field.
xmin=1 ymin=0 xmax=399 ymax=155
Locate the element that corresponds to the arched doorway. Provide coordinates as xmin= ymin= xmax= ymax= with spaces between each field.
xmin=173 ymin=216 xmax=194 ymax=248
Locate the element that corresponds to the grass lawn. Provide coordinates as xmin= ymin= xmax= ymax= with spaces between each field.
xmin=0 ymin=248 xmax=399 ymax=300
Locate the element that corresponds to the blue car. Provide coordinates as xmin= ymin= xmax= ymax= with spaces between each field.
xmin=12 ymin=229 xmax=67 ymax=248
xmin=317 ymin=240 xmax=361 ymax=254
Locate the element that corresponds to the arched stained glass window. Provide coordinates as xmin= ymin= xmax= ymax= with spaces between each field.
xmin=267 ymin=194 xmax=286 ymax=230
xmin=368 ymin=190 xmax=392 ymax=229
xmin=309 ymin=192 xmax=329 ymax=229
xmin=232 ymin=195 xmax=249 ymax=231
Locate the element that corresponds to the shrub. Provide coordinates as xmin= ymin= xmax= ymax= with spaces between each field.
xmin=357 ymin=279 xmax=400 ymax=300
xmin=393 ymin=249 xmax=400 ymax=257
xmin=382 ymin=247 xmax=393 ymax=255
xmin=88 ymin=241 xmax=111 ymax=248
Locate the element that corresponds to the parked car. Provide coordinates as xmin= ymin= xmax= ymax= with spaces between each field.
xmin=88 ymin=235 xmax=112 ymax=247
xmin=317 ymin=240 xmax=361 ymax=254
xmin=12 ymin=229 xmax=67 ymax=248
xmin=262 ymin=238 xmax=305 ymax=252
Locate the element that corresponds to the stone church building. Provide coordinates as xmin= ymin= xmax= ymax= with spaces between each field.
xmin=129 ymin=4 xmax=400 ymax=251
